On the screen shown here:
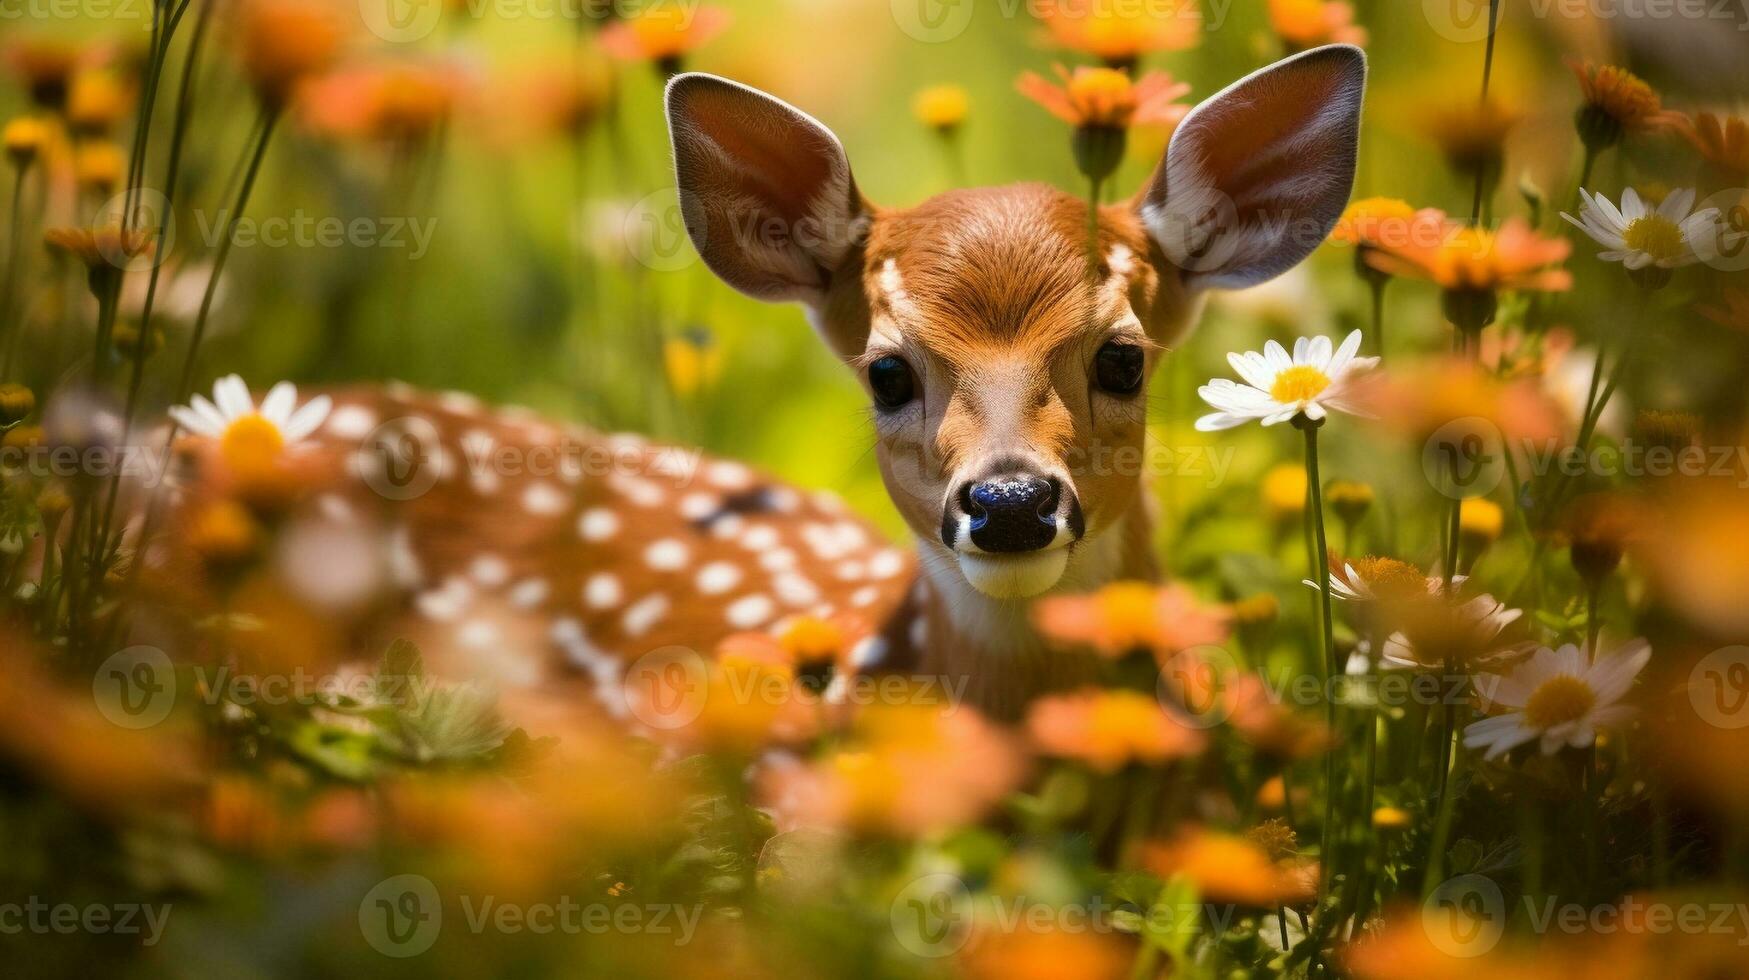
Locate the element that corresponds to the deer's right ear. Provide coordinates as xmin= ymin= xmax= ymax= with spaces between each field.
xmin=665 ymin=73 xmax=871 ymax=306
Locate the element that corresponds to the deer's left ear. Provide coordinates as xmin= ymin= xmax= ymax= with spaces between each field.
xmin=1138 ymin=44 xmax=1366 ymax=291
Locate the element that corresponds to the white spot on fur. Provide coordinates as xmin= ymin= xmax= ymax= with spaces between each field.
xmin=508 ymin=578 xmax=549 ymax=608
xmin=851 ymin=586 xmax=879 ymax=607
xmin=622 ymin=593 xmax=670 ymax=636
xmin=725 ymin=594 xmax=775 ymax=629
xmin=470 ymin=554 xmax=509 ymax=586
xmin=522 ymin=481 xmax=568 ymax=515
xmin=696 ymin=561 xmax=741 ymax=595
xmin=578 ymin=508 xmax=619 ymax=542
xmin=326 ymin=404 xmax=377 ymax=439
xmin=679 ymin=492 xmax=717 ymax=521
xmin=773 ymin=573 xmax=820 ymax=607
xmin=645 ymin=538 xmax=689 ymax=571
xmin=584 ymin=573 xmax=623 ymax=609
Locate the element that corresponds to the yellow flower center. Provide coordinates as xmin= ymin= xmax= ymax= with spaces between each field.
xmin=220 ymin=413 xmax=285 ymax=472
xmin=1622 ymin=214 xmax=1686 ymax=264
xmin=1096 ymin=582 xmax=1161 ymax=651
xmin=1269 ymin=365 xmax=1332 ymax=404
xmin=1523 ymin=674 xmax=1596 ymax=729
xmin=1351 ymin=557 xmax=1427 ymax=602
xmin=1067 ymin=67 xmax=1136 ymax=126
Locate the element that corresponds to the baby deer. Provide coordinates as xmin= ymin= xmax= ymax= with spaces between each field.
xmin=159 ymin=46 xmax=1365 ymax=723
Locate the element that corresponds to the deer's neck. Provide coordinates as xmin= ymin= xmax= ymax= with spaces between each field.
xmin=914 ymin=492 xmax=1157 ymax=721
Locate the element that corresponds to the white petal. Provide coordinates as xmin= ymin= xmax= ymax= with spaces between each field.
xmin=284 ymin=395 xmax=333 ymax=442
xmin=1194 ymin=411 xmax=1252 ymax=432
xmin=1659 ymin=188 xmax=1696 ymax=220
xmin=259 ymin=382 xmax=296 ymax=427
xmin=1621 ymin=186 xmax=1646 ymax=220
xmin=1306 ymin=334 xmax=1332 ymax=369
xmin=214 ymin=375 xmax=252 ymax=418
xmin=1264 ymin=340 xmax=1291 ymax=371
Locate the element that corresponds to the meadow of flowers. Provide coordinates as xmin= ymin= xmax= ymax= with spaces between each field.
xmin=3 ymin=0 xmax=1749 ymax=976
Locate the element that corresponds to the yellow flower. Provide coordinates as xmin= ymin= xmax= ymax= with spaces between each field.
xmin=662 ymin=328 xmax=722 ymax=398
xmin=1261 ymin=463 xmax=1307 ymax=520
xmin=911 ymin=84 xmax=968 ymax=133
xmin=0 ymin=383 xmax=35 ymax=425
xmin=35 ymin=485 xmax=71 ymax=524
xmin=67 ymin=70 xmax=131 ymax=138
xmin=4 ymin=37 xmax=79 ymax=109
xmin=1372 ymin=805 xmax=1411 ymax=829
xmin=43 ymin=223 xmax=156 ymax=274
xmin=1033 ymin=580 xmax=1230 ymax=660
xmin=1326 ymin=479 xmax=1374 ymax=526
xmin=1459 ymin=497 xmax=1504 ymax=548
xmin=1420 ymin=97 xmax=1520 ymax=177
xmin=188 ymin=499 xmax=260 ymax=568
xmin=1330 ymin=198 xmax=1426 ymax=251
xmin=73 ymin=141 xmax=125 ymax=194
xmin=3 ymin=117 xmax=47 ymax=168
xmin=1229 ymin=592 xmax=1280 ymax=628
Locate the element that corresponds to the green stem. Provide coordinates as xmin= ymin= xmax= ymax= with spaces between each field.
xmin=1468 ymin=0 xmax=1502 ymax=227
xmin=1423 ymin=706 xmax=1466 ymax=895
xmin=1299 ymin=419 xmax=1337 ymax=904
xmin=0 ymin=167 xmax=25 ymax=377
xmin=1368 ymin=277 xmax=1386 ymax=361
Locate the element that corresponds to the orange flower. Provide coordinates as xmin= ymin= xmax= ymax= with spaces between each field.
xmin=302 ymin=62 xmax=462 ymax=143
xmin=1330 ymin=198 xmax=1442 ymax=251
xmin=1365 ymin=215 xmax=1571 ymax=294
xmin=1698 ymin=286 xmax=1749 ymax=333
xmin=43 ymin=223 xmax=155 ymax=271
xmin=1038 ymin=0 xmax=1201 ymax=67
xmin=599 ymin=5 xmax=730 ymax=72
xmin=1017 ymin=64 xmax=1190 ymax=131
xmin=3 ymin=117 xmax=47 ymax=168
xmin=1569 ymin=60 xmax=1683 ymax=150
xmin=1681 ymin=111 xmax=1749 ymax=183
xmin=1033 ymin=580 xmax=1229 ymax=661
xmin=1268 ymin=0 xmax=1366 ymax=50
xmin=237 ymin=0 xmax=343 ymax=108
xmin=1222 ymin=673 xmax=1333 ymax=760
xmin=958 ymin=925 xmax=1133 ymax=980
xmin=1027 ymin=688 xmax=1206 ymax=772
xmin=1367 ymin=355 xmax=1565 ymax=450
xmin=760 ymin=703 xmax=1023 ymax=837
xmin=1144 ymin=826 xmax=1319 ymax=907
xmin=520 ymin=60 xmax=614 ymax=139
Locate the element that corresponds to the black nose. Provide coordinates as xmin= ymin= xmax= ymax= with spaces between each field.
xmin=960 ymin=475 xmax=1059 ymax=553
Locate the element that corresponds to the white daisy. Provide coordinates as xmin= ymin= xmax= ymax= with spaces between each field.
xmin=1195 ymin=330 xmax=1377 ymax=432
xmin=169 ymin=374 xmax=332 ymax=450
xmin=1379 ymin=592 xmax=1525 ymax=671
xmin=1561 ymin=187 xmax=1730 ymax=270
xmin=1463 ymin=639 xmax=1651 ymax=760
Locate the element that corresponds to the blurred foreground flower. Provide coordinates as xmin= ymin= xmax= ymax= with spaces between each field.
xmin=1037 ymin=0 xmax=1201 ymax=69
xmin=67 ymin=69 xmax=132 ymax=138
xmin=1420 ymin=98 xmax=1519 ymax=191
xmin=912 ymin=84 xmax=968 ymax=135
xmin=1222 ymin=673 xmax=1333 ymax=761
xmin=4 ymin=116 xmax=46 ymax=169
xmin=170 ymin=375 xmax=332 ymax=474
xmin=1195 ymin=330 xmax=1376 ymax=431
xmin=1681 ymin=110 xmax=1749 ymax=183
xmin=1381 ymin=590 xmax=1526 ymax=672
xmin=1564 ymin=187 xmax=1729 ymax=288
xmin=237 ymin=0 xmax=343 ymax=109
xmin=1033 ymin=580 xmax=1228 ymax=662
xmin=1027 ymin=688 xmax=1206 ymax=772
xmin=4 ymin=36 xmax=78 ymax=109
xmin=1466 ymin=639 xmax=1649 ymax=759
xmin=957 ymin=924 xmax=1132 ymax=980
xmin=600 ymin=5 xmax=731 ymax=77
xmin=1145 ymin=827 xmax=1318 ymax=907
xmin=1268 ymin=0 xmax=1366 ymax=50
xmin=762 ymin=703 xmax=1022 ymax=836
xmin=302 ymin=61 xmax=464 ymax=144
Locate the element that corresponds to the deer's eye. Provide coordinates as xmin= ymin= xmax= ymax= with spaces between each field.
xmin=1095 ymin=341 xmax=1145 ymax=396
xmin=868 ymin=355 xmax=917 ymax=411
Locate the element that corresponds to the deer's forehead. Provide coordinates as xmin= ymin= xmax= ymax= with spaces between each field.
xmin=863 ymin=187 xmax=1151 ymax=364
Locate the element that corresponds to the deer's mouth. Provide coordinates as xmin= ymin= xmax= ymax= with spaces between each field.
xmin=955 ymin=548 xmax=1071 ymax=599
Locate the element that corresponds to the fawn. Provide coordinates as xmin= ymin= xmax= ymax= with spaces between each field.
xmin=159 ymin=46 xmax=1365 ymax=723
